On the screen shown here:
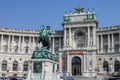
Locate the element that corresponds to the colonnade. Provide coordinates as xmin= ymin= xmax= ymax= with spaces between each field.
xmin=97 ymin=33 xmax=120 ymax=53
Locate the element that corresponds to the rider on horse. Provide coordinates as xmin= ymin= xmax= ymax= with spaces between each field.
xmin=37 ymin=25 xmax=51 ymax=50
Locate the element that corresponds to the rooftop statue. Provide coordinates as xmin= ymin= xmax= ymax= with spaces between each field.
xmin=37 ymin=25 xmax=51 ymax=50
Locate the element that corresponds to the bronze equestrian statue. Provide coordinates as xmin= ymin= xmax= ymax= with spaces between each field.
xmin=37 ymin=25 xmax=51 ymax=50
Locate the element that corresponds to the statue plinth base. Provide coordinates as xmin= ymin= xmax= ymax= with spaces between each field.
xmin=31 ymin=48 xmax=56 ymax=61
xmin=26 ymin=48 xmax=59 ymax=80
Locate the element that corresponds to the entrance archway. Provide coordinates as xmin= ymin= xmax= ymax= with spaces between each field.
xmin=72 ymin=56 xmax=81 ymax=75
xmin=103 ymin=60 xmax=109 ymax=72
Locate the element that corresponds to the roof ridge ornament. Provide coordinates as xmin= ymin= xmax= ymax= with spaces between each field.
xmin=75 ymin=6 xmax=84 ymax=13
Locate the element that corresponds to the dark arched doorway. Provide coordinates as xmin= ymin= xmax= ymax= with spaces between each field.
xmin=72 ymin=56 xmax=81 ymax=75
xmin=103 ymin=60 xmax=109 ymax=73
xmin=114 ymin=60 xmax=120 ymax=72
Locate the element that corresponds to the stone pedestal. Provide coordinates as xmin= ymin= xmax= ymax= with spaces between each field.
xmin=26 ymin=48 xmax=59 ymax=80
xmin=27 ymin=59 xmax=58 ymax=80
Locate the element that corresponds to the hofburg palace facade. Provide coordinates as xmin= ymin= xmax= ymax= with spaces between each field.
xmin=0 ymin=7 xmax=120 ymax=78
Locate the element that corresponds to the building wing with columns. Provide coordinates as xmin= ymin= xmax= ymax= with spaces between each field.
xmin=0 ymin=7 xmax=120 ymax=78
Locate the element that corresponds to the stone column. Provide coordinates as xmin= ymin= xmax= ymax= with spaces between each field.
xmin=112 ymin=34 xmax=114 ymax=52
xmin=67 ymin=52 xmax=70 ymax=73
xmin=59 ymin=52 xmax=63 ymax=72
xmin=97 ymin=35 xmax=99 ymax=53
xmin=29 ymin=36 xmax=31 ymax=53
xmin=83 ymin=54 xmax=87 ymax=72
xmin=108 ymin=34 xmax=110 ymax=52
xmin=69 ymin=27 xmax=71 ymax=46
xmin=64 ymin=28 xmax=66 ymax=47
xmin=93 ymin=27 xmax=96 ymax=46
xmin=1 ymin=34 xmax=3 ymax=51
xmin=8 ymin=35 xmax=11 ymax=52
xmin=87 ymin=55 xmax=89 ymax=71
xmin=22 ymin=36 xmax=24 ymax=53
xmin=52 ymin=37 xmax=54 ymax=54
xmin=88 ymin=27 xmax=90 ymax=46
xmin=101 ymin=35 xmax=103 ymax=52
xmin=18 ymin=36 xmax=21 ymax=53
xmin=12 ymin=35 xmax=14 ymax=52
xmin=59 ymin=37 xmax=61 ymax=50
xmin=32 ymin=36 xmax=35 ymax=51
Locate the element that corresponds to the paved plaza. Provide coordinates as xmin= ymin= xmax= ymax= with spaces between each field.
xmin=72 ymin=76 xmax=107 ymax=80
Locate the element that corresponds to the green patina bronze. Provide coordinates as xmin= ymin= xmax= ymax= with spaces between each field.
xmin=87 ymin=13 xmax=95 ymax=20
xmin=31 ymin=25 xmax=56 ymax=61
xmin=63 ymin=16 xmax=71 ymax=22
xmin=37 ymin=25 xmax=51 ymax=50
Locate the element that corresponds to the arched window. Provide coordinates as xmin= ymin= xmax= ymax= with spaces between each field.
xmin=13 ymin=61 xmax=18 ymax=71
xmin=23 ymin=61 xmax=28 ymax=71
xmin=103 ymin=60 xmax=109 ymax=72
xmin=2 ymin=60 xmax=7 ymax=71
xmin=114 ymin=60 xmax=120 ymax=72
xmin=75 ymin=31 xmax=86 ymax=48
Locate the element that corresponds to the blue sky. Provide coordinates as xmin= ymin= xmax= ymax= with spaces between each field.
xmin=0 ymin=0 xmax=120 ymax=30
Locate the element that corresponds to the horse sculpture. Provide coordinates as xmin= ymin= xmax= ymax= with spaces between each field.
xmin=37 ymin=25 xmax=51 ymax=50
